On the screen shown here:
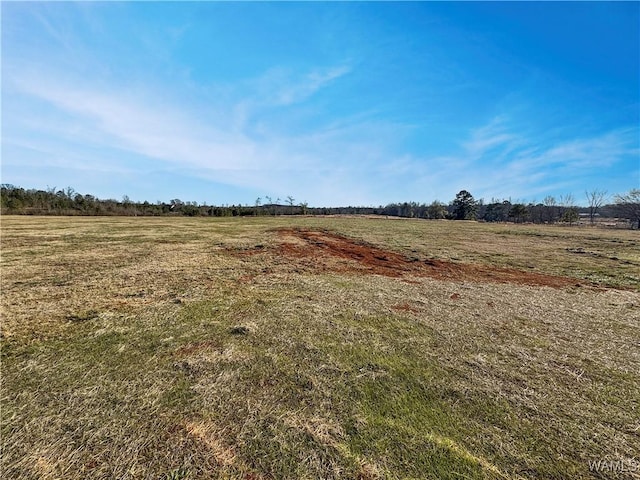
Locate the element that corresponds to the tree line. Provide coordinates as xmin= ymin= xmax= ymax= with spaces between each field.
xmin=1 ymin=184 xmax=638 ymax=228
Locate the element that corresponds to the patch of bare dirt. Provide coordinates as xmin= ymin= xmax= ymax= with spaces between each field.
xmin=268 ymin=228 xmax=583 ymax=289
xmin=275 ymin=228 xmax=412 ymax=277
xmin=392 ymin=303 xmax=421 ymax=314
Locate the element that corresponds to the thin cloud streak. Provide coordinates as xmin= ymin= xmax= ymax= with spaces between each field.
xmin=403 ymin=118 xmax=638 ymax=203
xmin=261 ymin=65 xmax=351 ymax=107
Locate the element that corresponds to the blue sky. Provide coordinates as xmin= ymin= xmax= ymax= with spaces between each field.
xmin=2 ymin=1 xmax=639 ymax=207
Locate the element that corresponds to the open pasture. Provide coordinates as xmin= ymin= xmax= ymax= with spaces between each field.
xmin=1 ymin=216 xmax=639 ymax=479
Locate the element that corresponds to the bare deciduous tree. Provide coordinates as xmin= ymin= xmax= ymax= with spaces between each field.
xmin=614 ymin=189 xmax=640 ymax=229
xmin=558 ymin=193 xmax=575 ymax=222
xmin=585 ymin=189 xmax=607 ymax=225
xmin=559 ymin=193 xmax=575 ymax=207
xmin=543 ymin=195 xmax=557 ymax=223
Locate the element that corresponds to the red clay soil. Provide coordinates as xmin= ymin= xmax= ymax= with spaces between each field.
xmin=271 ymin=228 xmax=581 ymax=289
xmin=392 ymin=303 xmax=421 ymax=313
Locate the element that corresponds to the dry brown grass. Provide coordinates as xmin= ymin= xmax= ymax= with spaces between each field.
xmin=2 ymin=216 xmax=639 ymax=479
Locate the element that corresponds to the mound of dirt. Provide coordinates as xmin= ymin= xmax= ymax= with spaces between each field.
xmin=271 ymin=228 xmax=581 ymax=289
xmin=276 ymin=228 xmax=412 ymax=277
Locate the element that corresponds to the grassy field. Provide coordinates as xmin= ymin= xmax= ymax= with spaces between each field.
xmin=1 ymin=215 xmax=639 ymax=479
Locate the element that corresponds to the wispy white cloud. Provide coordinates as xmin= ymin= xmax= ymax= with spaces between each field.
xmin=3 ymin=6 xmax=637 ymax=206
xmin=384 ymin=113 xmax=638 ymax=204
xmin=462 ymin=115 xmax=518 ymax=156
xmin=5 ymin=61 xmax=404 ymax=205
xmin=431 ymin=118 xmax=638 ymax=202
xmin=3 ymin=2 xmax=638 ymax=206
xmin=267 ymin=65 xmax=351 ymax=106
xmin=528 ymin=129 xmax=639 ymax=169
xmin=5 ymin=57 xmax=637 ymax=206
